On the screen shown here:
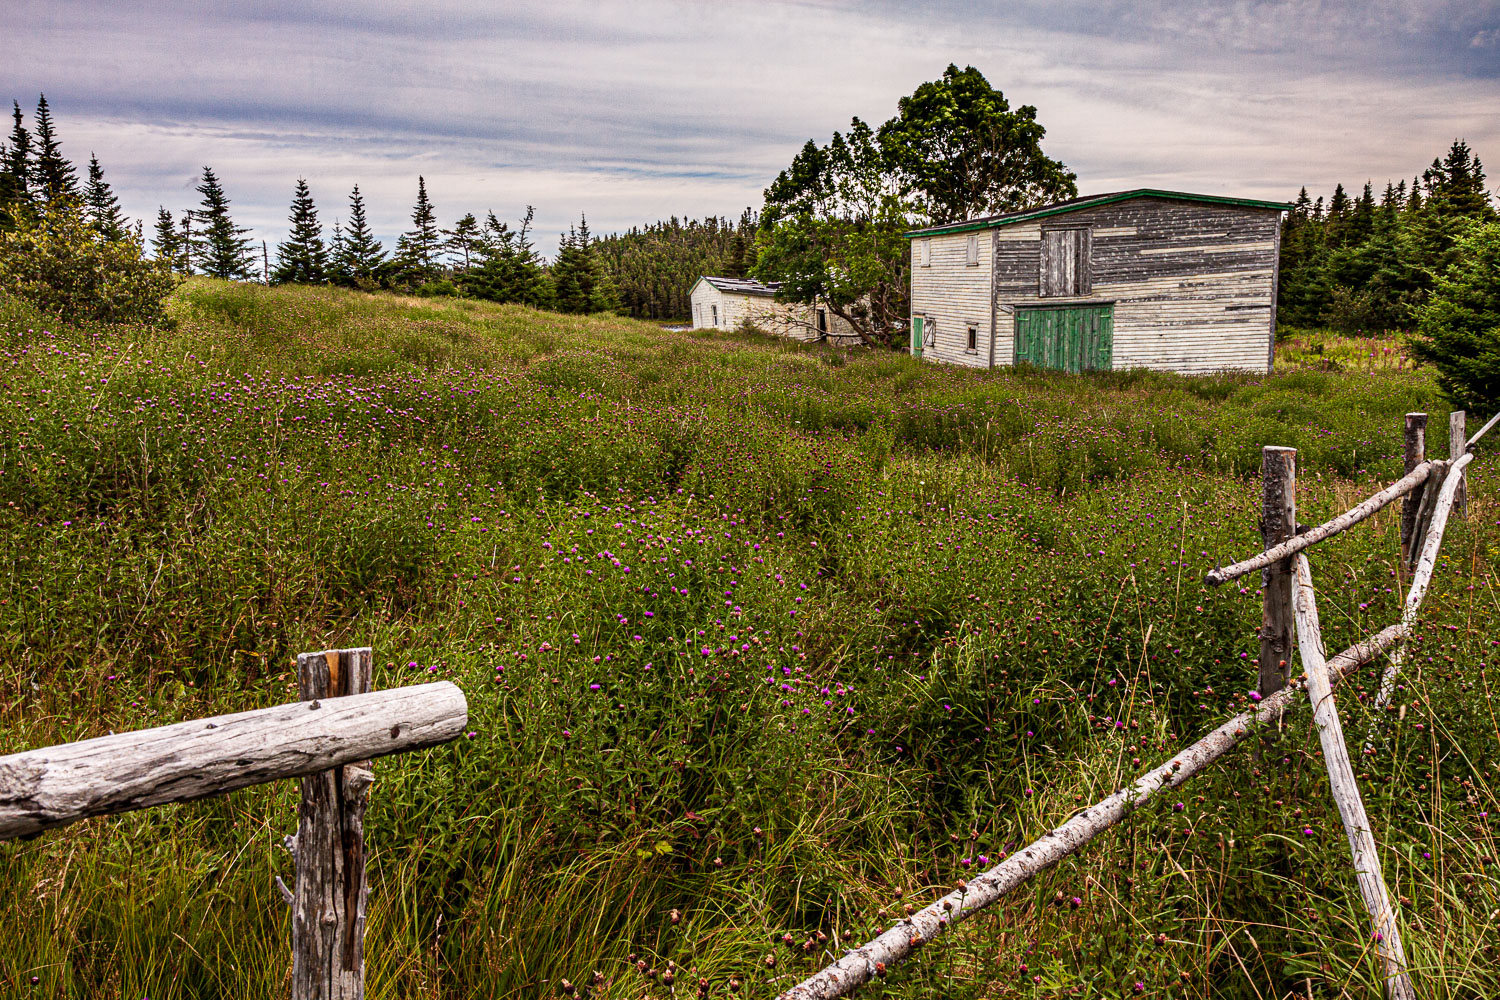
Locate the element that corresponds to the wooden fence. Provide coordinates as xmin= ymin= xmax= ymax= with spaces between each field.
xmin=0 ymin=647 xmax=467 ymax=1000
xmin=781 ymin=410 xmax=1496 ymax=1000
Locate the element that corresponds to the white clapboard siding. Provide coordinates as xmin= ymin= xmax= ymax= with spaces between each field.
xmin=910 ymin=229 xmax=994 ymax=367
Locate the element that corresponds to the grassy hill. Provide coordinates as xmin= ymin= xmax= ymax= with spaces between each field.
xmin=1 ymin=280 xmax=1496 ymax=998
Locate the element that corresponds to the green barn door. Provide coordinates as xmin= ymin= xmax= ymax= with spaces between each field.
xmin=1014 ymin=306 xmax=1112 ymax=372
xmin=911 ymin=315 xmax=924 ymax=356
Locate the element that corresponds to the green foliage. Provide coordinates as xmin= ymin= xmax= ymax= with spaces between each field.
xmin=1278 ymin=140 xmax=1495 ymax=333
xmin=0 ymin=198 xmax=176 ymax=326
xmin=393 ymin=175 xmax=441 ymax=286
xmin=594 ymin=210 xmax=758 ymax=320
xmin=331 ymin=183 xmax=388 ymax=289
xmin=878 ymin=63 xmax=1077 ymax=225
xmin=271 ymin=178 xmax=329 ymax=285
xmin=30 ymin=94 xmax=79 ymax=206
xmin=550 ymin=215 xmax=620 ymax=314
xmin=1410 ymin=219 xmax=1500 ymax=413
xmin=758 ymin=66 xmax=1074 ymax=349
xmin=461 ymin=207 xmax=554 ymax=308
xmin=83 ymin=154 xmax=127 ymax=241
xmin=191 ymin=165 xmax=254 ymax=280
xmin=757 ymin=119 xmax=913 ymax=347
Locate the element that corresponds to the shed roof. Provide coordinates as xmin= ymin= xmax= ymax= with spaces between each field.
xmin=905 ymin=188 xmax=1293 ymax=238
xmin=693 ymin=276 xmax=781 ymax=297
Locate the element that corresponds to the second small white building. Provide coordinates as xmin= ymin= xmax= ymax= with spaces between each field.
xmin=688 ymin=276 xmax=859 ymax=344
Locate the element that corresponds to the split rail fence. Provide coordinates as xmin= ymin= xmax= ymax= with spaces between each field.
xmin=0 ymin=647 xmax=467 ymax=1000
xmin=782 ymin=409 xmax=1496 ymax=1000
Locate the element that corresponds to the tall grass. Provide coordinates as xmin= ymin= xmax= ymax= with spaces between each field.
xmin=0 ymin=281 xmax=1495 ymax=998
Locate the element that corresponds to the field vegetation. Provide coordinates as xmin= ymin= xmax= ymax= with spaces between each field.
xmin=1 ymin=282 xmax=1497 ymax=999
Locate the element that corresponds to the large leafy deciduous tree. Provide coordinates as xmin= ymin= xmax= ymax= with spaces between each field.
xmin=755 ymin=66 xmax=1074 ymax=349
xmin=879 ymin=64 xmax=1076 ymax=225
xmin=755 ymin=119 xmax=911 ymax=348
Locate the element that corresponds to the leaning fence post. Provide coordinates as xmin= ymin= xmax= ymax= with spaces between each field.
xmin=1400 ymin=414 xmax=1427 ymax=565
xmin=1259 ymin=447 xmax=1297 ymax=699
xmin=293 ymin=648 xmax=374 ymax=1000
xmin=1292 ymin=557 xmax=1416 ymax=1000
xmin=1450 ymin=410 xmax=1467 ymax=517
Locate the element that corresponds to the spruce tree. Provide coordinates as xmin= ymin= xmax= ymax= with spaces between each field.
xmin=84 ymin=153 xmax=127 ymax=239
xmin=1424 ymin=140 xmax=1494 ymax=219
xmin=443 ymin=212 xmax=481 ymax=271
xmin=152 ymin=207 xmax=181 ymax=270
xmin=394 ymin=176 xmax=440 ymax=284
xmin=3 ymin=101 xmax=31 ymax=208
xmin=271 ymin=178 xmax=328 ymax=284
xmin=31 ymin=94 xmax=78 ymax=204
xmin=336 ymin=184 xmax=387 ymax=286
xmin=462 ymin=206 xmax=552 ymax=307
xmin=192 ymin=166 xmax=254 ymax=279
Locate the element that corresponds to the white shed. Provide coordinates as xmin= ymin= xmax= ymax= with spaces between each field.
xmin=689 ymin=276 xmax=859 ymax=344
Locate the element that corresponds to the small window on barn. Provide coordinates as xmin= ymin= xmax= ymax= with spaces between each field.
xmin=966 ymin=233 xmax=979 ymax=266
xmin=712 ymin=303 xmax=719 ymax=327
xmin=919 ymin=238 xmax=931 ymax=267
xmin=1039 ymin=227 xmax=1092 ymax=297
xmin=817 ymin=308 xmax=828 ymax=333
xmin=966 ymin=324 xmax=978 ymax=352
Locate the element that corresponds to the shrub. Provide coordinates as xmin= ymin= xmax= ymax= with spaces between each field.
xmin=0 ymin=199 xmax=178 ymax=327
xmin=1410 ymin=220 xmax=1500 ymax=414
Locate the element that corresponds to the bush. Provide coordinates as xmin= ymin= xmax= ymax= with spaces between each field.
xmin=1410 ymin=220 xmax=1500 ymax=414
xmin=0 ymin=199 xmax=178 ymax=326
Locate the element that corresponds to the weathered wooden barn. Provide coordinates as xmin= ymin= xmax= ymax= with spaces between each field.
xmin=907 ymin=189 xmax=1291 ymax=374
xmin=689 ymin=276 xmax=860 ymax=344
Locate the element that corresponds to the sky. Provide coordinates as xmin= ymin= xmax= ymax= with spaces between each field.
xmin=5 ymin=0 xmax=1500 ymax=259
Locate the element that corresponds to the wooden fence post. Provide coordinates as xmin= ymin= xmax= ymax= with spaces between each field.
xmin=1400 ymin=414 xmax=1427 ymax=565
xmin=1292 ymin=556 xmax=1416 ymax=999
xmin=1259 ymin=447 xmax=1296 ymax=698
xmin=1450 ymin=410 xmax=1467 ymax=517
xmin=293 ymin=648 xmax=373 ymax=1000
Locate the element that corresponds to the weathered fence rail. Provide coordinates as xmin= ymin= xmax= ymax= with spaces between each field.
xmin=0 ymin=647 xmax=466 ymax=1000
xmin=783 ymin=410 xmax=1491 ymax=1000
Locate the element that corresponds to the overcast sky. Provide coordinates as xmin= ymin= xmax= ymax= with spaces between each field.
xmin=5 ymin=0 xmax=1500 ymax=257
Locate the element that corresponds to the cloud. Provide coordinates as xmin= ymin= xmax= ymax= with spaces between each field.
xmin=3 ymin=0 xmax=1498 ymax=255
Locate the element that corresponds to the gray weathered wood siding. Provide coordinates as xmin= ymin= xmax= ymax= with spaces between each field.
xmin=910 ymin=196 xmax=1281 ymax=374
xmin=910 ymin=231 xmax=994 ymax=367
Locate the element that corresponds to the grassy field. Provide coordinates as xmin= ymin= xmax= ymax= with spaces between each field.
xmin=1 ymin=281 xmax=1497 ymax=999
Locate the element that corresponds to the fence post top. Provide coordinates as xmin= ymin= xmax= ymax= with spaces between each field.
xmin=1406 ymin=412 xmax=1427 ymax=420
xmin=1263 ymin=445 xmax=1297 ymax=454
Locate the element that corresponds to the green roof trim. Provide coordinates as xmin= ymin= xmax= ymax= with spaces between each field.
xmin=904 ymin=189 xmax=1294 ymax=238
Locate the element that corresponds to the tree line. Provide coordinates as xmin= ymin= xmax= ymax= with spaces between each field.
xmin=1278 ymin=139 xmax=1495 ymax=333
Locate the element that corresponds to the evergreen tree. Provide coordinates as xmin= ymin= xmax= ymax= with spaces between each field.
xmin=334 ymin=184 xmax=387 ymax=287
xmin=1423 ymin=140 xmax=1494 ymax=219
xmin=551 ymin=225 xmax=589 ymax=313
xmin=2 ymin=101 xmax=32 ymax=214
xmin=152 ymin=207 xmax=182 ymax=270
xmin=328 ymin=221 xmax=346 ymax=281
xmin=461 ymin=206 xmax=553 ymax=307
xmin=271 ymin=178 xmax=328 ymax=284
xmin=31 ymin=94 xmax=78 ymax=205
xmin=84 ymin=153 xmax=127 ymax=239
xmin=443 ymin=212 xmax=481 ymax=271
xmin=394 ymin=176 xmax=440 ymax=284
xmin=192 ymin=166 xmax=254 ymax=279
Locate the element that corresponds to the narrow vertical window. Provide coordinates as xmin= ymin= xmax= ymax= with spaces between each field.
xmin=966 ymin=325 xmax=978 ymax=351
xmin=920 ymin=238 xmax=931 ymax=267
xmin=966 ymin=233 xmax=979 ymax=266
xmin=712 ymin=304 xmax=719 ymax=326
